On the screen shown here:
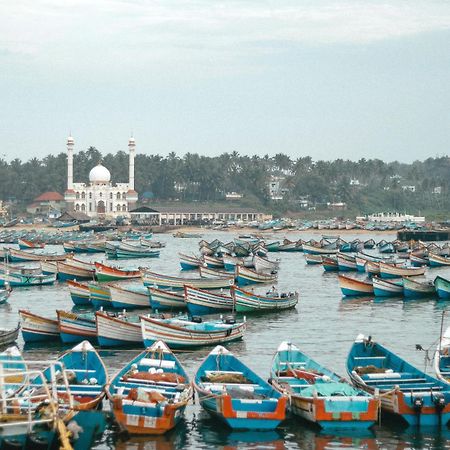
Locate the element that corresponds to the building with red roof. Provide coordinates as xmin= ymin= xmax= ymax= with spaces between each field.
xmin=27 ymin=191 xmax=65 ymax=216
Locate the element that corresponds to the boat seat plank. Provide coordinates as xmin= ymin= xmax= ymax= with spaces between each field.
xmin=139 ymin=358 xmax=176 ymax=369
xmin=354 ymin=356 xmax=386 ymax=360
xmin=205 ymin=370 xmax=244 ymax=377
xmin=365 ymin=377 xmax=427 ymax=385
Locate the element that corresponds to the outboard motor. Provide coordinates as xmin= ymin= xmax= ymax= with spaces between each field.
xmin=191 ymin=316 xmax=203 ymax=323
xmin=432 ymin=391 xmax=446 ymax=426
xmin=413 ymin=396 xmax=424 ymax=426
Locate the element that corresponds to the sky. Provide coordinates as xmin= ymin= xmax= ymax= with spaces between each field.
xmin=1 ymin=0 xmax=449 ymax=163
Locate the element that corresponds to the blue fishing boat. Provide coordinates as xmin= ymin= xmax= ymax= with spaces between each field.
xmin=322 ymin=256 xmax=338 ymax=271
xmin=270 ymin=342 xmax=379 ymax=429
xmin=235 ymin=265 xmax=277 ymax=286
xmin=19 ymin=309 xmax=59 ymax=342
xmin=184 ymin=285 xmax=234 ymax=315
xmin=105 ymin=340 xmax=192 ymax=434
xmin=30 ymin=341 xmax=108 ymax=411
xmin=337 ymin=254 xmax=357 ymax=272
xmin=141 ymin=316 xmax=246 ymax=349
xmin=179 ymin=253 xmax=202 ymax=270
xmin=88 ymin=283 xmax=112 ymax=309
xmin=96 ymin=311 xmax=142 ymax=347
xmin=372 ymin=276 xmax=403 ymax=297
xmin=304 ymin=254 xmax=322 ymax=265
xmin=338 ymin=275 xmax=374 ymax=296
xmin=68 ymin=279 xmax=91 ymax=305
xmin=402 ymin=277 xmax=435 ymax=298
xmin=0 ymin=272 xmax=56 ymax=287
xmin=378 ymin=241 xmax=395 ymax=253
xmin=193 ymin=345 xmax=287 ymax=429
xmin=435 ymin=276 xmax=450 ymax=300
xmin=347 ymin=334 xmax=450 ymax=426
xmin=148 ymin=287 xmax=186 ymax=311
xmin=57 ymin=310 xmax=97 ymax=344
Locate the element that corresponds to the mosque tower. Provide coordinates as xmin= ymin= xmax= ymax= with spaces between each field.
xmin=64 ymin=135 xmax=76 ymax=211
xmin=127 ymin=137 xmax=138 ymax=210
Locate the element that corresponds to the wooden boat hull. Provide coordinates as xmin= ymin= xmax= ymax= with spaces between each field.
xmin=429 ymin=254 xmax=450 ymax=267
xmin=179 ymin=253 xmax=202 ymax=270
xmin=19 ymin=309 xmax=59 ymax=342
xmin=88 ymin=283 xmax=112 ymax=309
xmin=109 ymin=285 xmax=150 ymax=309
xmin=8 ymin=248 xmax=67 ymax=262
xmin=337 ymin=255 xmax=357 ymax=272
xmin=57 ymin=310 xmax=97 ymax=344
xmin=57 ymin=261 xmax=95 ymax=281
xmin=0 ymin=272 xmax=56 ymax=287
xmin=96 ymin=312 xmax=142 ymax=347
xmin=142 ymin=271 xmax=234 ymax=290
xmin=68 ymin=280 xmax=91 ymax=305
xmin=402 ymin=278 xmax=435 ymax=298
xmin=232 ymin=287 xmax=298 ymax=312
xmin=148 ymin=287 xmax=186 ymax=310
xmin=372 ymin=277 xmax=403 ymax=297
xmin=379 ymin=263 xmax=426 ymax=279
xmin=322 ymin=256 xmax=338 ymax=271
xmin=339 ymin=275 xmax=374 ymax=296
xmin=304 ymin=254 xmax=322 ymax=265
xmin=95 ymin=262 xmax=141 ymax=282
xmin=184 ymin=285 xmax=233 ymax=315
xmin=434 ymin=276 xmax=450 ymax=300
xmin=141 ymin=316 xmax=246 ymax=349
xmin=235 ymin=266 xmax=277 ymax=286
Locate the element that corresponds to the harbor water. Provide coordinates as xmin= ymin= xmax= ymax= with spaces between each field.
xmin=2 ymin=231 xmax=450 ymax=449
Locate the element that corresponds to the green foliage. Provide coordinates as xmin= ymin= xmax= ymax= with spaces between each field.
xmin=3 ymin=147 xmax=450 ymax=215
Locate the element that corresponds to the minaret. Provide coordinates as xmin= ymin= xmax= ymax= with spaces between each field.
xmin=67 ymin=135 xmax=74 ymax=190
xmin=127 ymin=136 xmax=138 ymax=211
xmin=64 ymin=135 xmax=76 ymax=212
xmin=128 ymin=137 xmax=135 ymax=191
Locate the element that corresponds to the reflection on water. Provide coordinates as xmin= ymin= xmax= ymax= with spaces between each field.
xmin=3 ymin=231 xmax=450 ymax=449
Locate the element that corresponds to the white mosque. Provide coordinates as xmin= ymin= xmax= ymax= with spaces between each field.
xmin=64 ymin=136 xmax=138 ymax=218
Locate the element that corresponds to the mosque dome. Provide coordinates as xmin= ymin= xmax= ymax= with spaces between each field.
xmin=89 ymin=163 xmax=111 ymax=184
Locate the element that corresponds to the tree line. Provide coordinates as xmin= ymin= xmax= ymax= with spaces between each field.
xmin=2 ymin=147 xmax=450 ymax=216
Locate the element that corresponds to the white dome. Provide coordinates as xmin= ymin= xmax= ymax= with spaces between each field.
xmin=89 ymin=163 xmax=111 ymax=184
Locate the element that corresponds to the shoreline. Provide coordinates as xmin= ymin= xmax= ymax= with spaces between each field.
xmin=0 ymin=223 xmax=399 ymax=236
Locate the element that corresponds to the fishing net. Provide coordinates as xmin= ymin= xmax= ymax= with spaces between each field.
xmin=354 ymin=365 xmax=386 ymax=375
xmin=123 ymin=372 xmax=185 ymax=384
xmin=204 ymin=373 xmax=252 ymax=384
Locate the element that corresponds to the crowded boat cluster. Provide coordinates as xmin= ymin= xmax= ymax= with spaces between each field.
xmin=301 ymin=236 xmax=450 ymax=299
xmin=2 ymin=230 xmax=450 ymax=448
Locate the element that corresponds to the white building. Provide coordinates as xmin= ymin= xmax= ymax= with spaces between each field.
xmin=64 ymin=136 xmax=138 ymax=218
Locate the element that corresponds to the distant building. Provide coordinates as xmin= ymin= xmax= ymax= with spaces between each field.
xmin=225 ymin=192 xmax=243 ymax=200
xmin=349 ymin=179 xmax=360 ymax=186
xmin=433 ymin=186 xmax=442 ymax=194
xmin=129 ymin=205 xmax=268 ymax=225
xmin=366 ymin=212 xmax=425 ymax=223
xmin=402 ymin=185 xmax=416 ymax=193
xmin=27 ymin=191 xmax=65 ymax=216
xmin=269 ymin=176 xmax=289 ymax=200
xmin=64 ymin=136 xmax=138 ymax=218
xmin=327 ymin=202 xmax=347 ymax=210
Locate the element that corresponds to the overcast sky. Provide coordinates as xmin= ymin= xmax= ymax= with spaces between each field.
xmin=1 ymin=0 xmax=449 ymax=162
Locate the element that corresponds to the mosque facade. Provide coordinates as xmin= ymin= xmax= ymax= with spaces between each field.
xmin=64 ymin=136 xmax=138 ymax=218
